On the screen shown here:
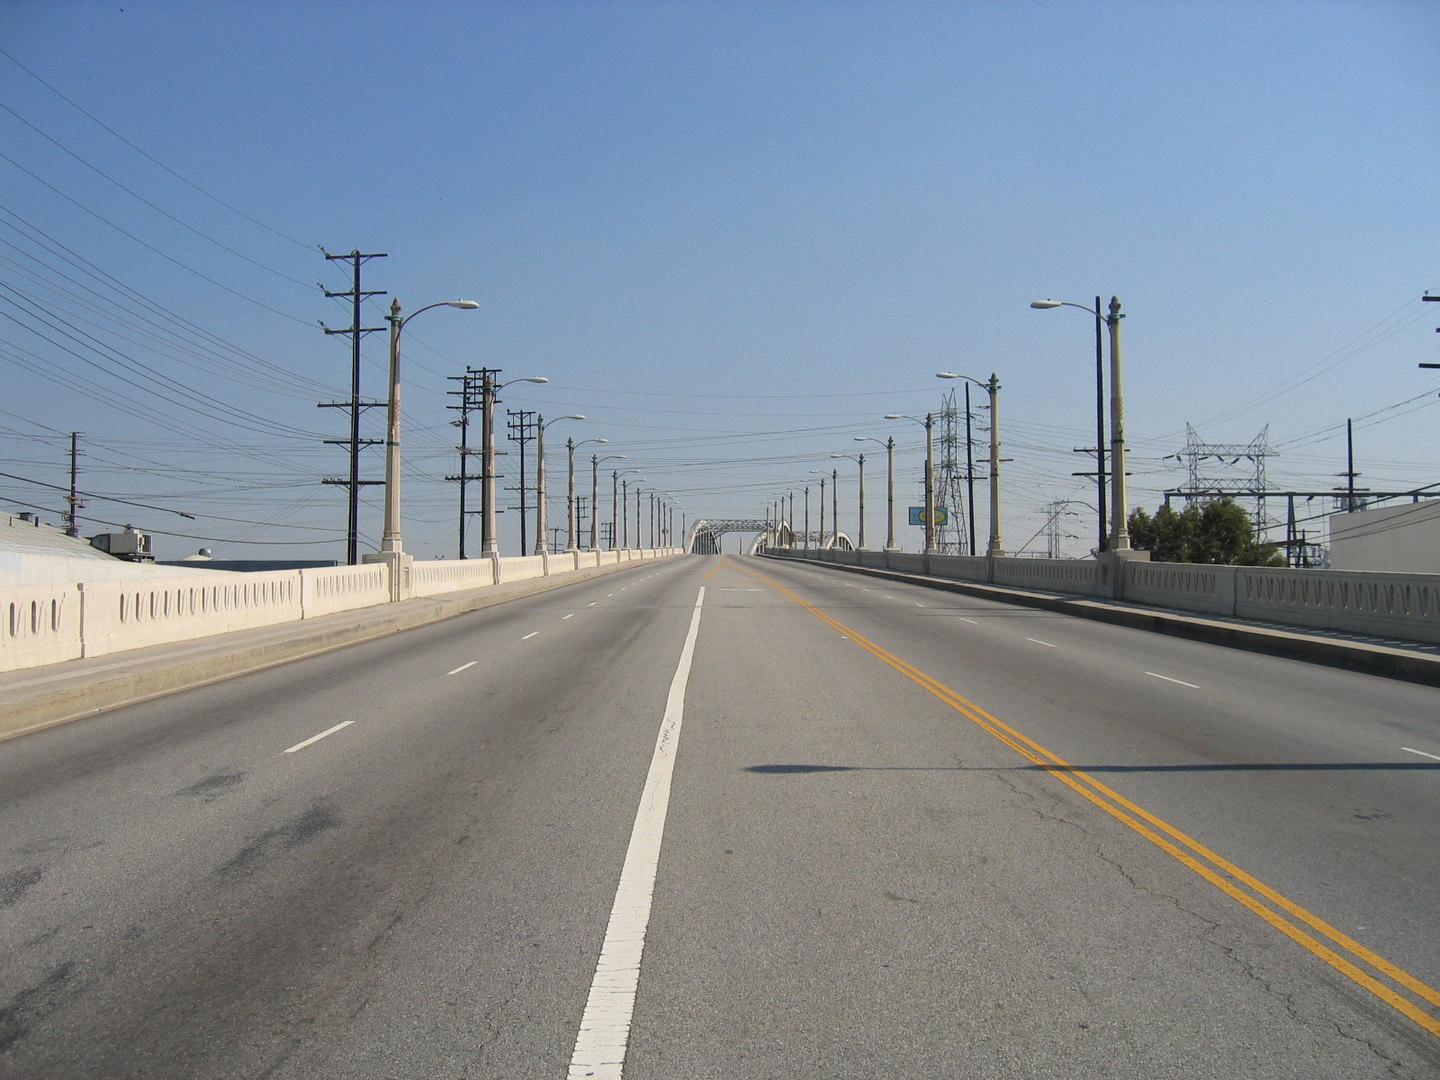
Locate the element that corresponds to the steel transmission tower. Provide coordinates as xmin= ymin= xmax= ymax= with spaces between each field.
xmin=934 ymin=389 xmax=973 ymax=554
xmin=1170 ymin=424 xmax=1277 ymax=535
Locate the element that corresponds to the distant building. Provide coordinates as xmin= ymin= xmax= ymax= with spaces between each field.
xmin=1329 ymin=501 xmax=1440 ymax=575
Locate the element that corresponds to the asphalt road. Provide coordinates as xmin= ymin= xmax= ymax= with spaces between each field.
xmin=2 ymin=554 xmax=1438 ymax=1078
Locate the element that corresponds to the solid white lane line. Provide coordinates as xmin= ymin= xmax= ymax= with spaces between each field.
xmin=283 ymin=721 xmax=353 ymax=754
xmin=569 ymin=587 xmax=706 ymax=1080
xmin=446 ymin=661 xmax=478 ymax=676
xmin=563 ymin=613 xmax=575 ymax=620
xmin=522 ymin=632 xmax=539 ymax=640
xmin=958 ymin=617 xmax=979 ymax=625
xmin=1145 ymin=671 xmax=1200 ymax=689
xmin=1402 ymin=746 xmax=1440 ymax=762
xmin=1026 ymin=637 xmax=1056 ymax=648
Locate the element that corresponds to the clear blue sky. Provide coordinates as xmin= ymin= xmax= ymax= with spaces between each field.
xmin=0 ymin=0 xmax=1436 ymax=559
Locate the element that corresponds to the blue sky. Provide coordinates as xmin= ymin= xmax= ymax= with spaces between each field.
xmin=0 ymin=0 xmax=1436 ymax=559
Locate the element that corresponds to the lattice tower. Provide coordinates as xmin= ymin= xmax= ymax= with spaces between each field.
xmin=1171 ymin=424 xmax=1276 ymax=534
xmin=935 ymin=389 xmax=971 ymax=554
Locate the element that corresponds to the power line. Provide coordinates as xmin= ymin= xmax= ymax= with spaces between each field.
xmin=0 ymin=46 xmax=314 ymax=251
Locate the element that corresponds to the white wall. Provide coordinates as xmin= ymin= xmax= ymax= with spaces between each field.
xmin=1330 ymin=502 xmax=1440 ymax=574
xmin=0 ymin=548 xmax=682 ymax=672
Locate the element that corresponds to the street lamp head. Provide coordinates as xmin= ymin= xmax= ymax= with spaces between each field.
xmin=936 ymin=372 xmax=960 ymax=379
xmin=446 ymin=300 xmax=481 ymax=309
xmin=522 ymin=376 xmax=547 ymax=384
xmin=1030 ymin=300 xmax=1062 ymax=309
xmin=883 ymin=414 xmax=903 ymax=420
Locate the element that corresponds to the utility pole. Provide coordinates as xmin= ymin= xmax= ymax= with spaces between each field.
xmin=1345 ymin=417 xmax=1357 ymax=512
xmin=964 ymin=384 xmax=977 ymax=556
xmin=64 ymin=431 xmax=84 ymax=537
xmin=446 ymin=368 xmax=488 ymax=558
xmin=506 ymin=409 xmax=536 ymax=556
xmin=320 ymin=249 xmax=387 ymax=565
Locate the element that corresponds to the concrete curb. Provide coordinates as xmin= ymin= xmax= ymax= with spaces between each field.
xmin=760 ymin=554 xmax=1440 ymax=688
xmin=0 ymin=556 xmax=683 ymax=743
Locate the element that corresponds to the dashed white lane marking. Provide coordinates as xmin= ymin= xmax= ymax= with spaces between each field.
xmin=958 ymin=617 xmax=979 ymax=625
xmin=607 ymin=593 xmax=614 ymax=597
xmin=570 ymin=588 xmax=705 ymax=1079
xmin=1146 ymin=671 xmax=1200 ymax=689
xmin=883 ymin=595 xmax=896 ymax=599
xmin=563 ymin=613 xmax=575 ymax=620
xmin=1026 ymin=637 xmax=1056 ymax=648
xmin=589 ymin=602 xmax=598 ymax=607
xmin=284 ymin=721 xmax=353 ymax=754
xmin=1402 ymin=746 xmax=1440 ymax=762
xmin=915 ymin=602 xmax=925 ymax=607
xmin=446 ymin=661 xmax=478 ymax=676
xmin=522 ymin=632 xmax=540 ymax=640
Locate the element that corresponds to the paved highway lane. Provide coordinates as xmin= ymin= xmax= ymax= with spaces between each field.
xmin=1 ymin=554 xmax=1438 ymax=1078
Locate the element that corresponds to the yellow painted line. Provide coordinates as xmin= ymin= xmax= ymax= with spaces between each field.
xmin=738 ymin=562 xmax=1440 ymax=1038
xmin=703 ymin=558 xmax=732 ymax=581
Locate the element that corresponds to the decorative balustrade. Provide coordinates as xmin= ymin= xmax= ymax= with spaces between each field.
xmin=0 ymin=547 xmax=682 ymax=672
xmin=770 ymin=547 xmax=1440 ymax=646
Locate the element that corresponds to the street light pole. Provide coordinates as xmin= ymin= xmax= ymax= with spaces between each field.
xmin=566 ymin=438 xmax=577 ymax=552
xmin=985 ymin=375 xmax=1003 ymax=556
xmin=804 ymin=486 xmax=810 ymax=551
xmin=883 ymin=414 xmax=938 ymax=554
xmin=593 ymin=454 xmax=626 ymax=550
xmin=1106 ymin=297 xmax=1130 ymax=550
xmin=811 ymin=471 xmax=827 ymax=548
xmin=833 ymin=453 xmax=867 ymax=549
xmin=532 ymin=414 xmax=584 ymax=555
xmin=480 ymin=375 xmax=547 ymax=560
xmin=1032 ymin=296 xmax=1130 ymax=553
xmin=372 ymin=297 xmax=478 ymax=599
xmin=925 ymin=416 xmax=935 ymax=555
xmin=832 ymin=468 xmax=838 ymax=547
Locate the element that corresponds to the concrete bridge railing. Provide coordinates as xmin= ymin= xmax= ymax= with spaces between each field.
xmin=773 ymin=546 xmax=1440 ymax=647
xmin=0 ymin=548 xmax=681 ymax=673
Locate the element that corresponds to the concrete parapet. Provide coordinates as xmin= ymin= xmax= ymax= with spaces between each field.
xmin=0 ymin=552 xmax=687 ymax=742
xmin=769 ymin=547 xmax=1440 ymax=653
xmin=1 ymin=583 xmax=83 ymax=671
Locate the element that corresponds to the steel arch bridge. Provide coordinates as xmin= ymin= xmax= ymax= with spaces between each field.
xmin=686 ymin=519 xmax=855 ymax=554
xmin=687 ymin=518 xmax=767 ymax=555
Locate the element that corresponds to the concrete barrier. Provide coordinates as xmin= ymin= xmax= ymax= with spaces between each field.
xmin=302 ymin=563 xmax=392 ymax=615
xmin=410 ymin=558 xmax=493 ymax=598
xmin=0 ymin=548 xmax=686 ymax=674
xmin=80 ymin=571 xmax=303 ymax=658
xmin=770 ymin=547 xmax=1440 ymax=647
xmin=1 ymin=583 xmax=83 ymax=671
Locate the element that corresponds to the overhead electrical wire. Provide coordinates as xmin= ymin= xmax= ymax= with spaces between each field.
xmin=0 ymin=45 xmax=315 ymax=252
xmin=0 ymin=99 xmax=316 ymax=289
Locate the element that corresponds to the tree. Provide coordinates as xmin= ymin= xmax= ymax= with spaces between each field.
xmin=1128 ymin=497 xmax=1284 ymax=566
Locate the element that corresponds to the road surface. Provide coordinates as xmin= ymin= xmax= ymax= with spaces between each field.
xmin=2 ymin=554 xmax=1438 ymax=1078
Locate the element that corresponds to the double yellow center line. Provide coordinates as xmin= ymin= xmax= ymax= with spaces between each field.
xmin=741 ymin=562 xmax=1440 ymax=1039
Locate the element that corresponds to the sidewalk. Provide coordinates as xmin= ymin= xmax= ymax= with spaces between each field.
xmin=761 ymin=554 xmax=1440 ymax=687
xmin=0 ymin=556 xmax=677 ymax=743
